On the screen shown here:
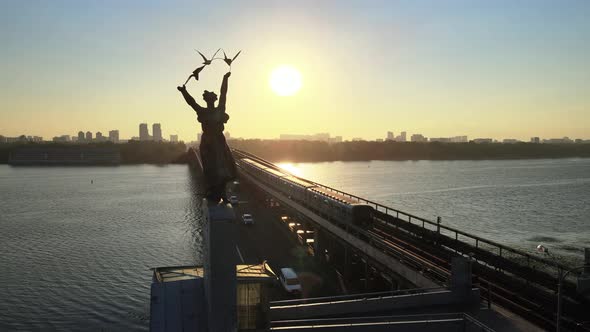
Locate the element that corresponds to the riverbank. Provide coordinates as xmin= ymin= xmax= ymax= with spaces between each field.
xmin=229 ymin=139 xmax=590 ymax=162
xmin=0 ymin=141 xmax=187 ymax=165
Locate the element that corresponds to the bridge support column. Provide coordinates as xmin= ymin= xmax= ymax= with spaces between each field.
xmin=450 ymin=256 xmax=477 ymax=307
xmin=203 ymin=199 xmax=238 ymax=332
xmin=578 ymin=248 xmax=590 ymax=299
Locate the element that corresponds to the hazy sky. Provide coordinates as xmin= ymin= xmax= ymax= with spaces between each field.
xmin=1 ymin=0 xmax=589 ymax=141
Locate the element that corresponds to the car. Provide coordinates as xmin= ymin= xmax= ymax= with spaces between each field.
xmin=278 ymin=268 xmax=302 ymax=294
xmin=242 ymin=213 xmax=254 ymax=225
xmin=229 ymin=195 xmax=239 ymax=205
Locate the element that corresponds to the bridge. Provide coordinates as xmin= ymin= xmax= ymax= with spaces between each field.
xmin=229 ymin=149 xmax=589 ymax=331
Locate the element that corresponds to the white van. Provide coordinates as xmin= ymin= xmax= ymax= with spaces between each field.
xmin=279 ymin=267 xmax=302 ymax=294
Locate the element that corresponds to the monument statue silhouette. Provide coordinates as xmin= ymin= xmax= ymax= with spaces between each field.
xmin=178 ymin=71 xmax=236 ymax=203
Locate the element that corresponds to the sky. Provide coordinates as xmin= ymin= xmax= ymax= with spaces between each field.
xmin=1 ymin=0 xmax=589 ymax=141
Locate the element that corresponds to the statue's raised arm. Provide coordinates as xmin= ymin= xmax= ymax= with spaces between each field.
xmin=177 ymin=85 xmax=203 ymax=114
xmin=218 ymin=72 xmax=231 ymax=111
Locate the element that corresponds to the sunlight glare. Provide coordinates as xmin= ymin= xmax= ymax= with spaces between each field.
xmin=269 ymin=65 xmax=302 ymax=96
xmin=277 ymin=163 xmax=303 ymax=177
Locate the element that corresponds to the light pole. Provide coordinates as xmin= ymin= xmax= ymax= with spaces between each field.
xmin=536 ymin=244 xmax=589 ymax=332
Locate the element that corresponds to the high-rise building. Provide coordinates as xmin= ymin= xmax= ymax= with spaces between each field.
xmin=78 ymin=131 xmax=85 ymax=142
xmin=152 ymin=123 xmax=162 ymax=142
xmin=96 ymin=132 xmax=103 ymax=141
xmin=530 ymin=137 xmax=540 ymax=144
xmin=386 ymin=131 xmax=394 ymax=141
xmin=86 ymin=131 xmax=92 ymax=141
xmin=411 ymin=134 xmax=426 ymax=142
xmin=139 ymin=123 xmax=149 ymax=141
xmin=109 ymin=130 xmax=120 ymax=143
xmin=170 ymin=135 xmax=178 ymax=143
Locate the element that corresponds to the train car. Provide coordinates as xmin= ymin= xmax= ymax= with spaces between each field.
xmin=238 ymin=157 xmax=373 ymax=228
xmin=279 ymin=175 xmax=316 ymax=203
xmin=307 ymin=187 xmax=373 ymax=228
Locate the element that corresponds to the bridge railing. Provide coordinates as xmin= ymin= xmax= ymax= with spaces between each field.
xmin=232 ymin=149 xmax=577 ymax=284
xmin=300 ymin=177 xmax=577 ymax=283
xmin=270 ymin=287 xmax=445 ymax=307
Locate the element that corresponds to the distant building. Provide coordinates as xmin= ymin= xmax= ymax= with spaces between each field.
xmin=396 ymin=131 xmax=407 ymax=142
xmin=71 ymin=136 xmax=78 ymax=142
xmin=429 ymin=137 xmax=449 ymax=142
xmin=411 ymin=134 xmax=427 ymax=142
xmin=170 ymin=135 xmax=178 ymax=143
xmin=376 ymin=138 xmax=384 ymax=142
xmin=386 ymin=131 xmax=394 ymax=141
xmin=352 ymin=137 xmax=364 ymax=141
xmin=96 ymin=132 xmax=104 ymax=142
xmin=543 ymin=137 xmax=574 ymax=144
xmin=109 ymin=130 xmax=120 ymax=143
xmin=225 ymin=131 xmax=231 ymax=140
xmin=530 ymin=137 xmax=540 ymax=144
xmin=430 ymin=136 xmax=467 ymax=143
xmin=329 ymin=136 xmax=342 ymax=143
xmin=197 ymin=133 xmax=202 ymax=142
xmin=130 ymin=136 xmax=140 ymax=141
xmin=139 ymin=123 xmax=150 ymax=141
xmin=450 ymin=136 xmax=467 ymax=143
xmin=502 ymin=139 xmax=520 ymax=144
xmin=153 ymin=123 xmax=162 ymax=142
xmin=52 ymin=135 xmax=71 ymax=142
xmin=86 ymin=131 xmax=92 ymax=141
xmin=279 ymin=133 xmax=332 ymax=142
xmin=0 ymin=135 xmax=5 ymax=143
xmin=78 ymin=131 xmax=85 ymax=142
xmin=473 ymin=138 xmax=493 ymax=144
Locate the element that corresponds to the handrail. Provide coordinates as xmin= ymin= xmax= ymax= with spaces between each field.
xmin=270 ymin=287 xmax=445 ymax=306
xmin=232 ymin=149 xmax=577 ymax=279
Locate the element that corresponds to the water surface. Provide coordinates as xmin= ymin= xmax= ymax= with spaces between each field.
xmin=278 ymin=158 xmax=590 ymax=263
xmin=0 ymin=165 xmax=202 ymax=330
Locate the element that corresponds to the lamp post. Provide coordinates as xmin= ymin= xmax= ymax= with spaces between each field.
xmin=536 ymin=244 xmax=589 ymax=332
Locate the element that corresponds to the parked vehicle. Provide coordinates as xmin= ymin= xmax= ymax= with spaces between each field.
xmin=278 ymin=267 xmax=302 ymax=294
xmin=242 ymin=213 xmax=254 ymax=225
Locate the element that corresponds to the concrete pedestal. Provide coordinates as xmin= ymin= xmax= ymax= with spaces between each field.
xmin=203 ymin=199 xmax=238 ymax=332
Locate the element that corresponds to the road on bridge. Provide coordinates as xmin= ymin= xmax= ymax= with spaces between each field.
xmin=230 ymin=180 xmax=342 ymax=300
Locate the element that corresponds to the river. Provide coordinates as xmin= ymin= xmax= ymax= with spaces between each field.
xmin=1 ymin=159 xmax=589 ymax=329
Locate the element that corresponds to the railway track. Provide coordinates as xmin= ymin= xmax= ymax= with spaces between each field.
xmin=232 ymin=149 xmax=590 ymax=331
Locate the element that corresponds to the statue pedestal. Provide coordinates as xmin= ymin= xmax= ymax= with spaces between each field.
xmin=202 ymin=198 xmax=238 ymax=332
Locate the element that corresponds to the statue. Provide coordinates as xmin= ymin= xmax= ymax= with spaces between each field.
xmin=178 ymin=71 xmax=237 ymax=203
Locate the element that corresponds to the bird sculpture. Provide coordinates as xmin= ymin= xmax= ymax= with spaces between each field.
xmin=197 ymin=48 xmax=221 ymax=65
xmin=223 ymin=50 xmax=242 ymax=68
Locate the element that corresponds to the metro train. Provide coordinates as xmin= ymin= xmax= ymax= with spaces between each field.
xmin=238 ymin=158 xmax=374 ymax=228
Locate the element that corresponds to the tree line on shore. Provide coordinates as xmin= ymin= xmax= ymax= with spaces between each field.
xmin=2 ymin=139 xmax=589 ymax=164
xmin=229 ymin=139 xmax=590 ymax=162
xmin=0 ymin=141 xmax=187 ymax=164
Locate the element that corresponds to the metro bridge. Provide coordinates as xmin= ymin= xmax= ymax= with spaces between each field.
xmin=228 ymin=149 xmax=589 ymax=331
xmin=160 ymin=148 xmax=590 ymax=331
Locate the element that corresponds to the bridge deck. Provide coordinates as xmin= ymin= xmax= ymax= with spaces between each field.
xmin=232 ymin=149 xmax=589 ymax=332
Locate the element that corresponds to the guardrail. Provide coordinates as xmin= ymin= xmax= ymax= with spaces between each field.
xmin=270 ymin=312 xmax=495 ymax=331
xmin=270 ymin=287 xmax=445 ymax=307
xmin=232 ymin=149 xmax=578 ymax=285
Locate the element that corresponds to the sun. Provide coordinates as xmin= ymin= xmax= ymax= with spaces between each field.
xmin=269 ymin=65 xmax=302 ymax=96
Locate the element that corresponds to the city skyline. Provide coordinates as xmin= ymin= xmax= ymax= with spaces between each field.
xmin=1 ymin=1 xmax=589 ymax=141
xmin=2 ymin=126 xmax=588 ymax=145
